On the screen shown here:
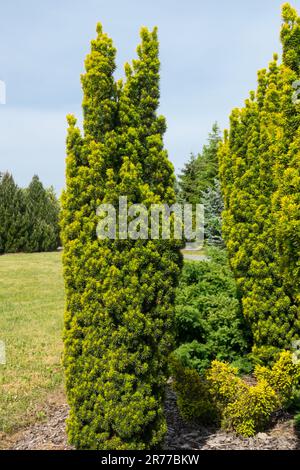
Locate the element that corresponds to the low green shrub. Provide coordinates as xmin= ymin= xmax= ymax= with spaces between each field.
xmin=248 ymin=345 xmax=282 ymax=366
xmin=230 ymin=356 xmax=253 ymax=375
xmin=172 ymin=341 xmax=211 ymax=375
xmin=174 ymin=246 xmax=250 ymax=373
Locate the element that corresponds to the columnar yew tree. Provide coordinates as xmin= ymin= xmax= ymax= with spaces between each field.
xmin=219 ymin=4 xmax=300 ymax=359
xmin=61 ymin=25 xmax=182 ymax=449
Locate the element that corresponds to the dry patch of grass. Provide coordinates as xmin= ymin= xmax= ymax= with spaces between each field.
xmin=0 ymin=252 xmax=65 ymax=434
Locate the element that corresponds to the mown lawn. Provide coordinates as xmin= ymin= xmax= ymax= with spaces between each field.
xmin=181 ymin=248 xmax=206 ymax=257
xmin=0 ymin=252 xmax=65 ymax=434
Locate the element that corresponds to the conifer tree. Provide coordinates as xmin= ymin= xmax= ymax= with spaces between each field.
xmin=201 ymin=123 xmax=221 ymax=185
xmin=272 ymin=3 xmax=300 ymax=345
xmin=219 ymin=4 xmax=300 ymax=359
xmin=61 ymin=24 xmax=182 ymax=450
xmin=201 ymin=178 xmax=224 ymax=246
xmin=177 ymin=123 xmax=221 ymax=205
xmin=25 ymin=175 xmax=60 ymax=252
xmin=0 ymin=172 xmax=27 ymax=253
xmin=46 ymin=186 xmax=61 ymax=246
xmin=177 ymin=153 xmax=201 ymax=204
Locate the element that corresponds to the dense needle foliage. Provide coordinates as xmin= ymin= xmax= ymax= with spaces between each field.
xmin=61 ymin=24 xmax=182 ymax=449
xmin=219 ymin=4 xmax=300 ymax=358
xmin=0 ymin=172 xmax=60 ymax=253
xmin=173 ymin=247 xmax=249 ymax=374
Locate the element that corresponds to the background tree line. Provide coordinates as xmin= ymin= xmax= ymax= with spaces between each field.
xmin=0 ymin=172 xmax=60 ymax=253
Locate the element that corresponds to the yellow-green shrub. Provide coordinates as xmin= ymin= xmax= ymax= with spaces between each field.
xmin=173 ymin=352 xmax=300 ymax=437
xmin=170 ymin=358 xmax=217 ymax=423
xmin=206 ymin=360 xmax=248 ymax=406
xmin=223 ymin=379 xmax=279 ymax=437
xmin=254 ymin=351 xmax=300 ymax=406
xmin=206 ymin=352 xmax=300 ymax=437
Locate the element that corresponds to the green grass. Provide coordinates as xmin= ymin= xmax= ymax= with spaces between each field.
xmin=0 ymin=252 xmax=65 ymax=434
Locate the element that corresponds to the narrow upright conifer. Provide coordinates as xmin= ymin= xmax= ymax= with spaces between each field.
xmin=219 ymin=4 xmax=300 ymax=358
xmin=61 ymin=24 xmax=182 ymax=450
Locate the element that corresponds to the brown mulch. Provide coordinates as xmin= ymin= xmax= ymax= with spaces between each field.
xmin=164 ymin=388 xmax=300 ymax=450
xmin=2 ymin=388 xmax=300 ymax=450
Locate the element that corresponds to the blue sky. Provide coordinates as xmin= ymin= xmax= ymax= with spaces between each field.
xmin=0 ymin=0 xmax=299 ymax=193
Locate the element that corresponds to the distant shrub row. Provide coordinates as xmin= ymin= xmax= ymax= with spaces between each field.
xmin=0 ymin=172 xmax=60 ymax=253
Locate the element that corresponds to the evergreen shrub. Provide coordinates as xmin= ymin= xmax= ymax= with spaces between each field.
xmin=61 ymin=24 xmax=182 ymax=450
